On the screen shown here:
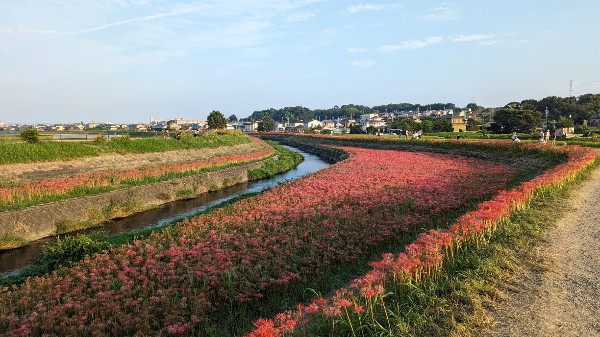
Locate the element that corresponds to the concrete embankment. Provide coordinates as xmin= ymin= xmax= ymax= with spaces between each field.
xmin=0 ymin=160 xmax=271 ymax=246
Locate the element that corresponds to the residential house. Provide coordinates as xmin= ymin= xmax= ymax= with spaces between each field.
xmin=303 ymin=119 xmax=323 ymax=129
xmin=439 ymin=113 xmax=468 ymax=132
xmin=321 ymin=120 xmax=336 ymax=130
xmin=285 ymin=125 xmax=304 ymax=133
xmin=128 ymin=124 xmax=147 ymax=131
xmin=362 ymin=118 xmax=387 ymax=131
xmin=290 ymin=120 xmax=304 ymax=127
xmin=241 ymin=121 xmax=259 ymax=132
xmin=589 ymin=111 xmax=600 ymax=127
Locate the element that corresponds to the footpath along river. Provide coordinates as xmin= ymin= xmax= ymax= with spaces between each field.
xmin=0 ymin=146 xmax=330 ymax=274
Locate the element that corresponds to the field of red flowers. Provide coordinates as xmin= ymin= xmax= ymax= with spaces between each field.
xmin=244 ymin=141 xmax=597 ymax=337
xmin=0 ymin=145 xmax=516 ymax=336
xmin=0 ymin=138 xmax=274 ymax=210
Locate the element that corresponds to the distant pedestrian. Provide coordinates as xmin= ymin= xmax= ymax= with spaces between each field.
xmin=176 ymin=131 xmax=181 ymax=141
xmin=552 ymin=132 xmax=557 ymax=145
xmin=511 ymin=132 xmax=517 ymax=141
xmin=164 ymin=129 xmax=169 ymax=140
xmin=456 ymin=134 xmax=461 ymax=140
xmin=539 ymin=130 xmax=545 ymax=143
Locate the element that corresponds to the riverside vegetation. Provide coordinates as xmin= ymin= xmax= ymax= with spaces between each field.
xmin=0 ymin=143 xmax=303 ymax=288
xmin=0 ymin=135 xmax=596 ymax=336
xmin=0 ymin=130 xmax=251 ymax=165
xmin=0 ymin=136 xmax=273 ymax=212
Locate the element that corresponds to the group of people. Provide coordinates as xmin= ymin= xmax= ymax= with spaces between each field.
xmin=163 ymin=128 xmax=200 ymax=141
xmin=396 ymin=130 xmax=421 ymax=140
xmin=538 ymin=129 xmax=557 ymax=144
xmin=511 ymin=130 xmax=557 ymax=144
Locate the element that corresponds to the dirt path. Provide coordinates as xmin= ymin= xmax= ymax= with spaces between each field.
xmin=0 ymin=143 xmax=262 ymax=183
xmin=482 ymin=165 xmax=600 ymax=336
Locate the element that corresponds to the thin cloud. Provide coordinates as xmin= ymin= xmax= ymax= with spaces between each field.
xmin=379 ymin=36 xmax=443 ymax=52
xmin=285 ymin=11 xmax=316 ymax=23
xmin=347 ymin=3 xmax=401 ymax=14
xmin=421 ymin=4 xmax=459 ymax=21
xmin=349 ymin=60 xmax=375 ymax=67
xmin=348 ymin=47 xmax=369 ymax=52
xmin=452 ymin=34 xmax=494 ymax=42
xmin=73 ymin=6 xmax=204 ymax=34
xmin=0 ymin=23 xmax=27 ymax=34
xmin=34 ymin=29 xmax=60 ymax=36
xmin=479 ymin=40 xmax=505 ymax=46
xmin=0 ymin=48 xmax=12 ymax=56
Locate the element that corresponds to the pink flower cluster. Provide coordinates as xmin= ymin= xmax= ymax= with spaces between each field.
xmin=0 ymin=147 xmax=513 ymax=336
xmin=243 ymin=142 xmax=597 ymax=337
xmin=0 ymin=138 xmax=274 ymax=207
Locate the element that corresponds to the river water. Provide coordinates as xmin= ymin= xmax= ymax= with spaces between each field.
xmin=0 ymin=146 xmax=330 ymax=274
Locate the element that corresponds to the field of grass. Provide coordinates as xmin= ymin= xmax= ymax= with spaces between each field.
xmin=0 ymin=130 xmax=251 ymax=165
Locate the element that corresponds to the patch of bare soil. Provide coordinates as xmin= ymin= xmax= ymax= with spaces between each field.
xmin=0 ymin=143 xmax=263 ymax=183
xmin=482 ymin=165 xmax=600 ymax=336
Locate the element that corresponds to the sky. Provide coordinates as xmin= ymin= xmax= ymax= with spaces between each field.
xmin=1 ymin=0 xmax=599 ymax=124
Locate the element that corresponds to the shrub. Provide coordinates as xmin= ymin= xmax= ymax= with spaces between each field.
xmin=91 ymin=135 xmax=107 ymax=144
xmin=37 ymin=234 xmax=110 ymax=271
xmin=19 ymin=129 xmax=39 ymax=144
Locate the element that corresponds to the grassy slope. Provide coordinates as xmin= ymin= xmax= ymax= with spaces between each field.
xmin=0 ymin=131 xmax=251 ymax=165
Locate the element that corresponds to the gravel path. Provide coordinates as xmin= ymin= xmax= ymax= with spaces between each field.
xmin=483 ymin=165 xmax=600 ymax=336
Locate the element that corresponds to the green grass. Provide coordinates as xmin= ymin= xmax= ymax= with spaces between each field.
xmin=0 ymin=131 xmax=252 ymax=165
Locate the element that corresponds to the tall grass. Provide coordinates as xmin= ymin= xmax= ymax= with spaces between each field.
xmin=0 ymin=132 xmax=251 ymax=165
xmin=0 ymin=143 xmax=99 ymax=165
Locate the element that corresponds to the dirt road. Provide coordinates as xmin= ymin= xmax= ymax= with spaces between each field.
xmin=483 ymin=165 xmax=600 ymax=336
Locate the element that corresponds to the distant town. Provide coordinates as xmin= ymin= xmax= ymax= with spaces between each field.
xmin=0 ymin=107 xmax=484 ymax=133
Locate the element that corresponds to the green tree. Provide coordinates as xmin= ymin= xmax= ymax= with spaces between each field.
xmin=421 ymin=120 xmax=433 ymax=133
xmin=401 ymin=119 xmax=420 ymax=133
xmin=492 ymin=109 xmax=542 ymax=133
xmin=366 ymin=126 xmax=376 ymax=134
xmin=349 ymin=125 xmax=363 ymax=134
xmin=556 ymin=116 xmax=575 ymax=128
xmin=228 ymin=114 xmax=238 ymax=122
xmin=207 ymin=110 xmax=228 ymax=129
xmin=20 ymin=129 xmax=40 ymax=144
xmin=257 ymin=116 xmax=276 ymax=132
xmin=433 ymin=119 xmax=453 ymax=132
xmin=466 ymin=118 xmax=482 ymax=131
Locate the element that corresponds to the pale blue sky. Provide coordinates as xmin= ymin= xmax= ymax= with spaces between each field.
xmin=1 ymin=0 xmax=599 ymax=124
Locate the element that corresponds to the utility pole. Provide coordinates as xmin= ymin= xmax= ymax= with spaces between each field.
xmin=569 ymin=78 xmax=574 ymax=97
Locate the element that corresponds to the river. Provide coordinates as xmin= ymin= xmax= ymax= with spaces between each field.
xmin=0 ymin=145 xmax=330 ymax=274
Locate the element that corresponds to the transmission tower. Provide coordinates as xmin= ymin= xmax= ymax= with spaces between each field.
xmin=569 ymin=78 xmax=573 ymax=97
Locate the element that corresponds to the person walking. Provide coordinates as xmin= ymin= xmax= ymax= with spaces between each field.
xmin=552 ymin=131 xmax=557 ymax=145
xmin=511 ymin=132 xmax=517 ymax=141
